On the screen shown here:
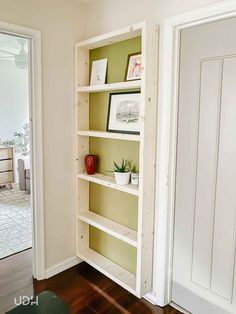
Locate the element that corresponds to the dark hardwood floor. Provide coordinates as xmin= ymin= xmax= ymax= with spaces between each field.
xmin=0 ymin=249 xmax=182 ymax=313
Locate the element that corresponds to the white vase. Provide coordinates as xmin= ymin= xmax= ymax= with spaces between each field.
xmin=114 ymin=171 xmax=130 ymax=185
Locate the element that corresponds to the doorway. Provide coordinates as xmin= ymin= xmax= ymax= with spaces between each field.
xmin=172 ymin=17 xmax=236 ymax=314
xmin=0 ymin=33 xmax=32 ymax=259
xmin=0 ymin=20 xmax=44 ymax=283
xmin=154 ymin=1 xmax=236 ymax=312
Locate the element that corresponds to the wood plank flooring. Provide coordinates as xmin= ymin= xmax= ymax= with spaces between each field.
xmin=0 ymin=249 xmax=33 ymax=313
xmin=0 ymin=249 xmax=182 ymax=313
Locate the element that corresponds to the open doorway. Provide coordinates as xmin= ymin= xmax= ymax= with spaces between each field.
xmin=0 ymin=33 xmax=32 ymax=259
xmin=0 ymin=21 xmax=44 ymax=312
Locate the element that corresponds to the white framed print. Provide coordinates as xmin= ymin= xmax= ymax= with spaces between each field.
xmin=107 ymin=92 xmax=141 ymax=134
xmin=90 ymin=58 xmax=108 ymax=85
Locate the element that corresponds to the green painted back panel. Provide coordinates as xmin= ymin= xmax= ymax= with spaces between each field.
xmin=89 ymin=227 xmax=137 ymax=274
xmin=89 ymin=36 xmax=141 ymax=83
xmin=89 ymin=138 xmax=139 ymax=175
xmin=88 ymin=37 xmax=141 ymax=275
xmin=90 ymin=183 xmax=138 ymax=231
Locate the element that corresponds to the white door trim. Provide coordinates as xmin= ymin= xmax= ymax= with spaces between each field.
xmin=0 ymin=21 xmax=45 ymax=279
xmin=154 ymin=0 xmax=236 ymax=306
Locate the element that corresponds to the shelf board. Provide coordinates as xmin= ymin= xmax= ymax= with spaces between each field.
xmin=75 ymin=22 xmax=144 ymax=49
xmin=78 ymin=211 xmax=137 ymax=247
xmin=77 ymin=172 xmax=139 ymax=196
xmin=77 ymin=130 xmax=140 ymax=142
xmin=77 ymin=248 xmax=136 ymax=294
xmin=76 ymin=80 xmax=141 ymax=93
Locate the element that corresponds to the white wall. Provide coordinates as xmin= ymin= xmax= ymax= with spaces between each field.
xmin=0 ymin=59 xmax=29 ymax=142
xmin=0 ymin=0 xmax=85 ymax=269
xmin=82 ymin=0 xmax=223 ymax=38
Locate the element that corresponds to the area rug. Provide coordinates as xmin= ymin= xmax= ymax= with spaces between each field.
xmin=0 ymin=183 xmax=32 ymax=259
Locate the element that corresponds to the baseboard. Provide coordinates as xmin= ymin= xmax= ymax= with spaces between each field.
xmin=170 ymin=302 xmax=191 ymax=314
xmin=144 ymin=292 xmax=158 ymax=305
xmin=45 ymin=256 xmax=82 ymax=279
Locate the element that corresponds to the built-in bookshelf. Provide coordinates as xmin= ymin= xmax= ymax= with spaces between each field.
xmin=75 ymin=21 xmax=158 ymax=297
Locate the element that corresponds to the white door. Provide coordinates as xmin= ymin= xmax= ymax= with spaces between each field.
xmin=172 ymin=17 xmax=236 ymax=314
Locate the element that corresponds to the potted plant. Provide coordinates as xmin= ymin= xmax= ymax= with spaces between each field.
xmin=113 ymin=158 xmax=131 ymax=185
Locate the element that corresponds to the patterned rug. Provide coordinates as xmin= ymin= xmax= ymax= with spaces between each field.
xmin=0 ymin=183 xmax=32 ymax=259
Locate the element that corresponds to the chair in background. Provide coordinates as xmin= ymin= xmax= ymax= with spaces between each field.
xmin=18 ymin=156 xmax=30 ymax=192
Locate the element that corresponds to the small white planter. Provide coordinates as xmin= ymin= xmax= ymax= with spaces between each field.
xmin=131 ymin=173 xmax=139 ymax=186
xmin=114 ymin=171 xmax=130 ymax=185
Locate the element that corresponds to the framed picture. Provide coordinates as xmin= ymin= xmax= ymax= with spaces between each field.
xmin=90 ymin=58 xmax=108 ymax=85
xmin=125 ymin=53 xmax=142 ymax=81
xmin=107 ymin=92 xmax=141 ymax=134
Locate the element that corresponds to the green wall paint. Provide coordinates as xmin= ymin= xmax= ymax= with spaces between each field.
xmin=90 ymin=227 xmax=137 ymax=274
xmin=89 ymin=90 xmax=140 ymax=131
xmin=88 ymin=37 xmax=141 ymax=274
xmin=90 ymin=183 xmax=138 ymax=231
xmin=89 ymin=36 xmax=141 ymax=84
xmin=90 ymin=92 xmax=108 ymax=131
xmin=89 ymin=138 xmax=139 ymax=175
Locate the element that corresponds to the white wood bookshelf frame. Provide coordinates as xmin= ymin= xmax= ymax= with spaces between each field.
xmin=77 ymin=130 xmax=140 ymax=142
xmin=75 ymin=21 xmax=158 ymax=297
xmin=77 ymin=211 xmax=137 ymax=247
xmin=77 ymin=80 xmax=141 ymax=93
xmin=77 ymin=172 xmax=139 ymax=196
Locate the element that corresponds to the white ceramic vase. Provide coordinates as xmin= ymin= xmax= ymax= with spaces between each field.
xmin=114 ymin=171 xmax=130 ymax=185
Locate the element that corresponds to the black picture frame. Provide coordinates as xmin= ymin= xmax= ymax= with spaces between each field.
xmin=106 ymin=91 xmax=141 ymax=135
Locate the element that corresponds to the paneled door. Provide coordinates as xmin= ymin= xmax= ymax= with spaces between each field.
xmin=172 ymin=17 xmax=236 ymax=314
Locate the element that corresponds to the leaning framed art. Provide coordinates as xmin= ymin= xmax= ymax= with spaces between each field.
xmin=107 ymin=91 xmax=141 ymax=134
xmin=125 ymin=53 xmax=142 ymax=81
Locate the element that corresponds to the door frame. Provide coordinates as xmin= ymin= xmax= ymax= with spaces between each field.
xmin=0 ymin=21 xmax=45 ymax=279
xmin=154 ymin=0 xmax=236 ymax=307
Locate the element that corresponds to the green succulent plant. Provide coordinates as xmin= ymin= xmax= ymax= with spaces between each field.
xmin=113 ymin=158 xmax=130 ymax=173
xmin=126 ymin=160 xmax=138 ymax=173
xmin=131 ymin=164 xmax=138 ymax=173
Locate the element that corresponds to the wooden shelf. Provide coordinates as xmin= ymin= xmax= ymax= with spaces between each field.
xmin=75 ymin=22 xmax=158 ymax=297
xmin=77 ymin=130 xmax=140 ymax=142
xmin=77 ymin=248 xmax=136 ymax=294
xmin=78 ymin=211 xmax=137 ymax=247
xmin=77 ymin=172 xmax=139 ymax=196
xmin=76 ymin=80 xmax=141 ymax=93
xmin=75 ymin=22 xmax=143 ymax=49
